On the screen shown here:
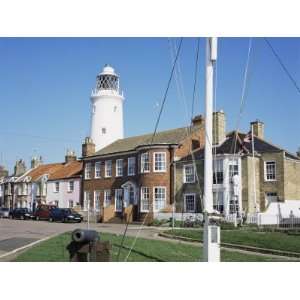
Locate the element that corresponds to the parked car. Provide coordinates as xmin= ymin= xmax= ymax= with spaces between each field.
xmin=9 ymin=208 xmax=33 ymax=220
xmin=49 ymin=208 xmax=82 ymax=223
xmin=0 ymin=208 xmax=10 ymax=218
xmin=33 ymin=204 xmax=56 ymax=221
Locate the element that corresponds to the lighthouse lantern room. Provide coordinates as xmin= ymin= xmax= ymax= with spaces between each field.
xmin=90 ymin=65 xmax=124 ymax=151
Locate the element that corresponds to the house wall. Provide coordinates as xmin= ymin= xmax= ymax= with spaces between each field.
xmin=241 ymin=155 xmax=260 ymax=214
xmin=46 ymin=178 xmax=81 ymax=208
xmin=174 ymin=159 xmax=203 ymax=213
xmin=283 ymin=158 xmax=300 ymax=200
xmin=82 ymin=147 xmax=174 ymax=223
xmin=258 ymin=151 xmax=285 ymax=211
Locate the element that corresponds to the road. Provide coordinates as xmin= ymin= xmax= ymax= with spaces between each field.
xmin=0 ymin=218 xmax=165 ymax=259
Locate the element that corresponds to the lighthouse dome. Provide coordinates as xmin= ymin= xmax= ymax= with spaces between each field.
xmin=100 ymin=64 xmax=117 ymax=76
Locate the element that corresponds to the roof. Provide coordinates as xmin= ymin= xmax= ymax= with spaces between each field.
xmin=24 ymin=161 xmax=82 ymax=182
xmin=181 ymin=131 xmax=300 ymax=161
xmin=90 ymin=126 xmax=200 ymax=157
xmin=48 ymin=161 xmax=82 ymax=180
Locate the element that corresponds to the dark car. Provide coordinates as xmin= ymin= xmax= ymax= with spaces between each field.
xmin=10 ymin=208 xmax=33 ymax=220
xmin=49 ymin=208 xmax=82 ymax=223
xmin=33 ymin=204 xmax=56 ymax=221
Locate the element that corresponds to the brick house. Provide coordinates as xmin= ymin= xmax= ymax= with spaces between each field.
xmin=81 ymin=117 xmax=204 ymax=223
xmin=175 ymin=111 xmax=300 ymax=221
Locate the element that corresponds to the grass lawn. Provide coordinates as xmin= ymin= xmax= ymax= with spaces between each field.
xmin=14 ymin=232 xmax=291 ymax=262
xmin=164 ymin=229 xmax=300 ymax=253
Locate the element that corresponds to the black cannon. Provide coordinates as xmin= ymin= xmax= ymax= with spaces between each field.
xmin=67 ymin=229 xmax=111 ymax=262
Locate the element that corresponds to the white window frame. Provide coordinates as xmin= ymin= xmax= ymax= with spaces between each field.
xmin=184 ymin=193 xmax=196 ymax=213
xmin=54 ymin=181 xmax=59 ymax=193
xmin=94 ymin=190 xmax=101 ymax=212
xmin=104 ymin=190 xmax=111 ymax=207
xmin=105 ymin=160 xmax=112 ymax=178
xmin=140 ymin=152 xmax=150 ymax=173
xmin=85 ymin=162 xmax=92 ymax=179
xmin=95 ymin=161 xmax=101 ymax=178
xmin=264 ymin=161 xmax=276 ymax=182
xmin=116 ymin=159 xmax=123 ymax=177
xmin=115 ymin=189 xmax=123 ymax=212
xmin=140 ymin=187 xmax=150 ymax=212
xmin=128 ymin=157 xmax=136 ymax=176
xmin=84 ymin=191 xmax=91 ymax=211
xmin=68 ymin=181 xmax=74 ymax=193
xmin=153 ymin=152 xmax=166 ymax=172
xmin=153 ymin=186 xmax=166 ymax=212
xmin=183 ymin=164 xmax=196 ymax=183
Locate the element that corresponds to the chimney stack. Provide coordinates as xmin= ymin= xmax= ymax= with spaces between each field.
xmin=14 ymin=159 xmax=26 ymax=176
xmin=65 ymin=150 xmax=77 ymax=163
xmin=192 ymin=115 xmax=204 ymax=127
xmin=213 ymin=110 xmax=226 ymax=145
xmin=0 ymin=165 xmax=8 ymax=178
xmin=31 ymin=156 xmax=42 ymax=169
xmin=82 ymin=137 xmax=95 ymax=157
xmin=251 ymin=120 xmax=264 ymax=139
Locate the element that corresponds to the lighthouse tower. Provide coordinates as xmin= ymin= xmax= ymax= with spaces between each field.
xmin=90 ymin=65 xmax=124 ymax=151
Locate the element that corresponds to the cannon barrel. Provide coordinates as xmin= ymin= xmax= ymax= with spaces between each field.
xmin=72 ymin=229 xmax=99 ymax=243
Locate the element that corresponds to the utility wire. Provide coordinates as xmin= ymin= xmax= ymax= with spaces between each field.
xmin=264 ymin=37 xmax=300 ymax=95
xmin=119 ymin=38 xmax=184 ymax=261
xmin=150 ymin=38 xmax=183 ymax=144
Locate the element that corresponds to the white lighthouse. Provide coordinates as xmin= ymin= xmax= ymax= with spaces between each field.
xmin=90 ymin=65 xmax=124 ymax=151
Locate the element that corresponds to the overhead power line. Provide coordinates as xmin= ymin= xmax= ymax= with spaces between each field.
xmin=150 ymin=37 xmax=183 ymax=144
xmin=264 ymin=37 xmax=300 ymax=95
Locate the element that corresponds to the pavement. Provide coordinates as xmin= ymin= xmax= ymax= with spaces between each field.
xmin=0 ymin=218 xmax=165 ymax=260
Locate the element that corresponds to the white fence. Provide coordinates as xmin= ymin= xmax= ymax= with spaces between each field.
xmin=247 ymin=213 xmax=300 ymax=228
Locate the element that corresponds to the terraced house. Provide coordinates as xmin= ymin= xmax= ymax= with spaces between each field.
xmin=81 ymin=116 xmax=205 ymax=223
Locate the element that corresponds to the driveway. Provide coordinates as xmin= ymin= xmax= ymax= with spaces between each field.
xmin=0 ymin=218 xmax=164 ymax=259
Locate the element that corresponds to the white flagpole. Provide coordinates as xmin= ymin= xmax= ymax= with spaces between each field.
xmin=203 ymin=37 xmax=220 ymax=262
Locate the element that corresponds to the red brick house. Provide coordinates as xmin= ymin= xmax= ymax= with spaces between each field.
xmin=81 ymin=116 xmax=204 ymax=223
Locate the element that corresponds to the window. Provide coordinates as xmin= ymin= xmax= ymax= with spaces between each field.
xmin=229 ymin=191 xmax=239 ymax=213
xmin=104 ymin=190 xmax=111 ymax=207
xmin=105 ymin=160 xmax=112 ymax=177
xmin=68 ymin=200 xmax=74 ymax=208
xmin=213 ymin=191 xmax=224 ymax=213
xmin=265 ymin=161 xmax=276 ymax=181
xmin=95 ymin=162 xmax=101 ymax=178
xmin=128 ymin=157 xmax=136 ymax=176
xmin=54 ymin=182 xmax=60 ymax=193
xmin=141 ymin=187 xmax=150 ymax=212
xmin=229 ymin=160 xmax=239 ymax=179
xmin=68 ymin=181 xmax=74 ymax=192
xmin=85 ymin=163 xmax=92 ymax=179
xmin=94 ymin=190 xmax=101 ymax=212
xmin=116 ymin=159 xmax=123 ymax=177
xmin=84 ymin=191 xmax=91 ymax=211
xmin=54 ymin=200 xmax=59 ymax=207
xmin=153 ymin=187 xmax=166 ymax=211
xmin=101 ymin=127 xmax=106 ymax=134
xmin=141 ymin=153 xmax=150 ymax=173
xmin=154 ymin=152 xmax=166 ymax=172
xmin=184 ymin=194 xmax=196 ymax=212
xmin=115 ymin=189 xmax=123 ymax=212
xmin=213 ymin=160 xmax=223 ymax=184
xmin=183 ymin=164 xmax=196 ymax=183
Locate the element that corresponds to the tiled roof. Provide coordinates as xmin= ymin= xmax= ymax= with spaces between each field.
xmin=25 ymin=161 xmax=82 ymax=182
xmin=181 ymin=131 xmax=300 ymax=161
xmin=48 ymin=161 xmax=82 ymax=180
xmin=90 ymin=126 xmax=200 ymax=157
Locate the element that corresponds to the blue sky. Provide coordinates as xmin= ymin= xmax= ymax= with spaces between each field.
xmin=0 ymin=37 xmax=300 ymax=173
